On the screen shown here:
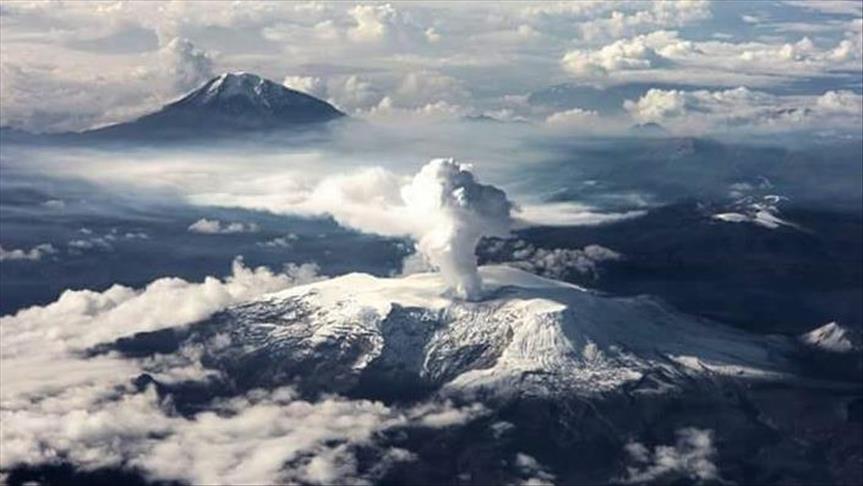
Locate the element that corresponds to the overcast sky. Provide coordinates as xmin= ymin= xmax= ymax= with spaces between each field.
xmin=1 ymin=0 xmax=861 ymax=133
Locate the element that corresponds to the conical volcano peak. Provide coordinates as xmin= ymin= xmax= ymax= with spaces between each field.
xmin=200 ymin=72 xmax=278 ymax=100
xmin=174 ymin=72 xmax=341 ymax=118
xmin=83 ymin=71 xmax=345 ymax=140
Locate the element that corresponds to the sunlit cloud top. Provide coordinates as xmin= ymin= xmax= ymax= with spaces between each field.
xmin=1 ymin=0 xmax=861 ymax=134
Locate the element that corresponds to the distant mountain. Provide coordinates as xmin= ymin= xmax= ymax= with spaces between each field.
xmin=85 ymin=72 xmax=345 ymax=140
xmin=800 ymin=322 xmax=861 ymax=354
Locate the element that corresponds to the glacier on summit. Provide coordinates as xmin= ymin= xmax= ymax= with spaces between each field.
xmin=151 ymin=264 xmax=798 ymax=401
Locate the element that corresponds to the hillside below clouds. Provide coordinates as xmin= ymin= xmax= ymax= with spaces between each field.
xmin=84 ymin=72 xmax=345 ymax=140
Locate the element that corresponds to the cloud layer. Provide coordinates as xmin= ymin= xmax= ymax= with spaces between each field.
xmin=1 ymin=1 xmax=860 ymax=134
xmin=0 ymin=256 xmax=488 ymax=484
xmin=623 ymin=428 xmax=722 ymax=484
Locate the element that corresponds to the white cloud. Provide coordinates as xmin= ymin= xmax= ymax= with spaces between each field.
xmin=0 ymin=2 xmax=860 ymax=133
xmin=188 ymin=218 xmax=260 ymax=234
xmin=559 ymin=29 xmax=861 ymax=88
xmin=325 ymin=75 xmax=385 ymax=112
xmin=623 ymin=86 xmax=863 ymax=133
xmin=523 ymin=0 xmax=711 ymax=42
xmin=258 ymin=233 xmax=299 ymax=249
xmin=283 ymin=75 xmax=327 ymax=98
xmin=0 ymin=256 xmax=315 ymax=353
xmin=514 ymin=453 xmax=556 ymax=485
xmin=1 ymin=376 xmax=483 ymax=485
xmin=65 ymin=229 xmax=150 ymax=255
xmin=347 ymin=3 xmax=427 ymax=45
xmin=158 ymin=37 xmax=214 ymax=93
xmin=582 ymin=1 xmax=712 ymax=41
xmin=623 ymin=428 xmax=722 ymax=484
xmin=0 ymin=243 xmax=57 ymax=262
xmin=68 ymin=236 xmax=114 ymax=252
xmin=624 ymin=88 xmax=689 ymax=122
xmin=562 ymin=36 xmax=667 ymax=78
xmin=361 ymin=97 xmax=468 ymax=123
xmin=816 ymin=90 xmax=863 ymax=114
xmin=782 ymin=0 xmax=863 ymax=16
xmin=545 ymin=107 xmax=599 ymax=126
xmin=504 ymin=242 xmax=622 ymax=280
xmin=0 ymin=251 xmax=487 ymax=483
xmin=391 ymin=70 xmax=469 ymax=107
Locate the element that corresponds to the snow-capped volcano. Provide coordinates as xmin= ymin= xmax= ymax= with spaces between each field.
xmin=171 ymin=72 xmax=344 ymax=123
xmin=86 ymin=72 xmax=344 ymax=139
xmin=800 ymin=321 xmax=861 ymax=353
xmin=144 ymin=265 xmax=797 ymax=400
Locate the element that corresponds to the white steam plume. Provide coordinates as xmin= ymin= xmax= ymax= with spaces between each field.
xmin=400 ymin=158 xmax=513 ymax=300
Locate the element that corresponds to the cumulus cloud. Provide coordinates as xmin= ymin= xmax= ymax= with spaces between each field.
xmin=361 ymin=97 xmax=468 ymax=123
xmin=158 ymin=37 xmax=214 ymax=93
xmin=188 ymin=218 xmax=259 ymax=234
xmin=66 ymin=229 xmax=152 ymax=254
xmin=1 ymin=379 xmax=483 ymax=485
xmin=68 ymin=237 xmax=113 ymax=252
xmin=816 ymin=90 xmax=863 ymax=115
xmin=0 ymin=256 xmax=317 ymax=353
xmin=0 ymin=62 xmax=156 ymax=133
xmin=347 ymin=3 xmax=428 ymax=45
xmin=624 ymin=88 xmax=689 ymax=122
xmin=623 ymin=86 xmax=862 ymax=133
xmin=0 ymin=0 xmax=863 ymax=131
xmin=0 ymin=243 xmax=57 ymax=262
xmin=521 ymin=0 xmax=711 ymax=43
xmin=1 ymin=2 xmax=861 ymax=133
xmin=545 ymin=107 xmax=599 ymax=127
xmin=503 ymin=242 xmax=622 ymax=280
xmin=283 ymin=75 xmax=327 ymax=98
xmin=325 ymin=74 xmax=385 ymax=112
xmin=514 ymin=453 xmax=557 ymax=485
xmin=258 ymin=233 xmax=299 ymax=249
xmin=562 ymin=35 xmax=669 ymax=77
xmin=558 ymin=27 xmax=861 ymax=89
xmin=516 ymin=202 xmax=647 ymax=227
xmin=391 ymin=71 xmax=469 ymax=107
xmin=622 ymin=428 xmax=722 ymax=484
xmin=583 ymin=1 xmax=712 ymax=41
xmin=727 ymin=22 xmax=862 ymax=70
xmin=0 ymin=256 xmax=405 ymax=486
xmin=0 ymin=250 xmax=488 ymax=484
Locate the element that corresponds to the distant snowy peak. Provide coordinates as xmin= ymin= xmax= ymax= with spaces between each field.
xmin=713 ymin=195 xmax=799 ymax=230
xmin=800 ymin=322 xmax=861 ymax=353
xmin=85 ymin=72 xmax=344 ymax=139
xmin=168 ymin=72 xmax=345 ymax=122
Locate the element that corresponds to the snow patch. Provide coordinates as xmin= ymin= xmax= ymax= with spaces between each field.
xmin=800 ymin=321 xmax=860 ymax=353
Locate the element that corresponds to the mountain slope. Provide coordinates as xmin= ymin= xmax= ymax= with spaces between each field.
xmin=114 ymin=265 xmax=800 ymax=401
xmin=86 ymin=72 xmax=345 ymax=140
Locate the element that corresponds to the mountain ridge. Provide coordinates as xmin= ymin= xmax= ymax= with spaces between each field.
xmin=82 ymin=72 xmax=345 ymax=141
xmin=101 ymin=265 xmax=822 ymax=404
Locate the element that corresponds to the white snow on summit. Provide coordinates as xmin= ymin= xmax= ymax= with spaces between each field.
xmin=203 ymin=72 xmax=271 ymax=103
xmin=713 ymin=195 xmax=798 ymax=230
xmin=800 ymin=321 xmax=860 ymax=353
xmin=241 ymin=265 xmax=794 ymax=397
